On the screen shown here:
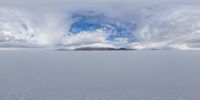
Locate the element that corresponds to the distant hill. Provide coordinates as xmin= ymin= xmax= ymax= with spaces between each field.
xmin=74 ymin=47 xmax=132 ymax=51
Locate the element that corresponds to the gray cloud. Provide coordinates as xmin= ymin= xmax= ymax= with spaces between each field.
xmin=1 ymin=0 xmax=200 ymax=9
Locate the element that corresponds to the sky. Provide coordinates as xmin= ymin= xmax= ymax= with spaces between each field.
xmin=1 ymin=0 xmax=200 ymax=9
xmin=0 ymin=0 xmax=200 ymax=50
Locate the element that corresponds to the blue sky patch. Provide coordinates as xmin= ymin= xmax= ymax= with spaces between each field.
xmin=69 ymin=11 xmax=136 ymax=43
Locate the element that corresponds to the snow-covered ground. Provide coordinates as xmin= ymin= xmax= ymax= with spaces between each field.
xmin=0 ymin=51 xmax=200 ymax=100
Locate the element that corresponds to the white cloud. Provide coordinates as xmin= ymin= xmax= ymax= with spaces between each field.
xmin=0 ymin=8 xmax=38 ymax=46
xmin=63 ymin=29 xmax=109 ymax=46
xmin=130 ymin=5 xmax=200 ymax=50
xmin=113 ymin=38 xmax=129 ymax=46
xmin=1 ymin=4 xmax=200 ymax=50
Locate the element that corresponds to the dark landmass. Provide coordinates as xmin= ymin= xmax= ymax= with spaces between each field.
xmin=74 ymin=47 xmax=133 ymax=51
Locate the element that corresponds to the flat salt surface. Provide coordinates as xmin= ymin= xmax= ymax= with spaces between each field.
xmin=0 ymin=51 xmax=200 ymax=100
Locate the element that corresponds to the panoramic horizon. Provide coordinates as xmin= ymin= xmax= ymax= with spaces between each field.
xmin=1 ymin=0 xmax=200 ymax=100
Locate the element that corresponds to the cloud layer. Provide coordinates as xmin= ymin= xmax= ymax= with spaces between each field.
xmin=0 ymin=5 xmax=200 ymax=50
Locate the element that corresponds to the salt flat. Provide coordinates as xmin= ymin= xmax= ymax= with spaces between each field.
xmin=0 ymin=51 xmax=200 ymax=100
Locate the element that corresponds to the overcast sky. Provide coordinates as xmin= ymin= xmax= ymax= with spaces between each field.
xmin=1 ymin=0 xmax=200 ymax=9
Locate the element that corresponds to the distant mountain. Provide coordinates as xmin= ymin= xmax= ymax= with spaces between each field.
xmin=74 ymin=47 xmax=132 ymax=51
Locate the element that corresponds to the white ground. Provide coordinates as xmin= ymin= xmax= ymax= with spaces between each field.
xmin=0 ymin=51 xmax=199 ymax=100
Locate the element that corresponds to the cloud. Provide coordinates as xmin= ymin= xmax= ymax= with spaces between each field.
xmin=0 ymin=4 xmax=200 ymax=50
xmin=129 ymin=5 xmax=200 ymax=50
xmin=62 ymin=29 xmax=112 ymax=49
xmin=0 ymin=8 xmax=38 ymax=47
